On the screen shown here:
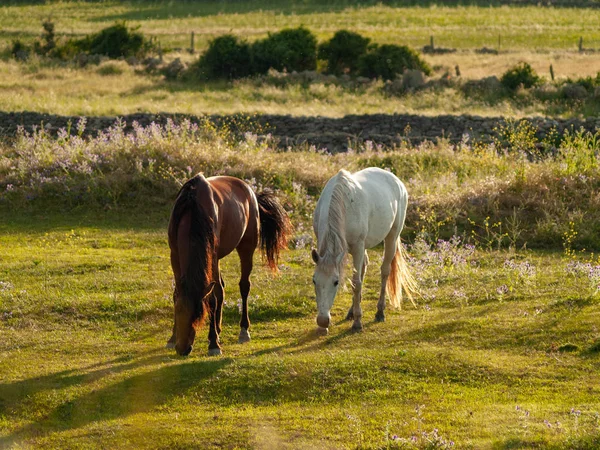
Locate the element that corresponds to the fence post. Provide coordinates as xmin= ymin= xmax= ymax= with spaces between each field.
xmin=455 ymin=65 xmax=461 ymax=77
xmin=579 ymin=36 xmax=583 ymax=52
xmin=190 ymin=31 xmax=195 ymax=54
xmin=549 ymin=64 xmax=554 ymax=81
xmin=430 ymin=35 xmax=434 ymax=51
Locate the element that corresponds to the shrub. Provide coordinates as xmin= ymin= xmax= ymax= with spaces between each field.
xmin=10 ymin=39 xmax=30 ymax=61
xmin=562 ymin=73 xmax=600 ymax=92
xmin=357 ymin=44 xmax=431 ymax=80
xmin=500 ymin=62 xmax=541 ymax=91
xmin=77 ymin=22 xmax=150 ymax=58
xmin=195 ymin=34 xmax=252 ymax=80
xmin=252 ymin=26 xmax=317 ymax=74
xmin=32 ymin=20 xmax=57 ymax=56
xmin=318 ymin=30 xmax=370 ymax=75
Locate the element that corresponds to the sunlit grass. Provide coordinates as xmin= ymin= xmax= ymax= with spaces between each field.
xmin=0 ymin=50 xmax=598 ymax=118
xmin=0 ymin=211 xmax=599 ymax=449
xmin=2 ymin=1 xmax=600 ymax=51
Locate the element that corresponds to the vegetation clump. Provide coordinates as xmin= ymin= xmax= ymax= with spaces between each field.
xmin=500 ymin=62 xmax=541 ymax=90
xmin=194 ymin=34 xmax=252 ymax=80
xmin=318 ymin=30 xmax=370 ymax=75
xmin=251 ymin=26 xmax=318 ymax=75
xmin=76 ymin=22 xmax=150 ymax=59
xmin=8 ymin=20 xmax=153 ymax=62
xmin=358 ymin=44 xmax=431 ymax=80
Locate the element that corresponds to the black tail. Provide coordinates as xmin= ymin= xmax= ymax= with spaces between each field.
xmin=170 ymin=175 xmax=215 ymax=328
xmin=256 ymin=189 xmax=292 ymax=272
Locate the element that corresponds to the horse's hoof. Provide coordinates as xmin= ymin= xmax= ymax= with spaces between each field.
xmin=238 ymin=328 xmax=251 ymax=344
xmin=165 ymin=341 xmax=176 ymax=349
xmin=375 ymin=311 xmax=385 ymax=322
xmin=345 ymin=311 xmax=354 ymax=321
xmin=208 ymin=348 xmax=222 ymax=356
xmin=316 ymin=326 xmax=329 ymax=336
xmin=351 ymin=323 xmax=363 ymax=333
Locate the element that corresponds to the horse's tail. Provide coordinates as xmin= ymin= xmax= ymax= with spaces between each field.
xmin=170 ymin=175 xmax=215 ymax=328
xmin=388 ymin=237 xmax=418 ymax=310
xmin=256 ymin=189 xmax=292 ymax=272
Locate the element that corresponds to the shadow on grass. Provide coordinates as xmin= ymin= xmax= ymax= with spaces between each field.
xmin=1 ymin=348 xmax=231 ymax=447
xmin=0 ymin=208 xmax=169 ymax=233
xmin=85 ymin=0 xmax=598 ymax=24
xmin=494 ymin=434 xmax=600 ymax=450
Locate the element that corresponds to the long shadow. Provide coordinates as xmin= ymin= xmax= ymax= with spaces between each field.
xmin=88 ymin=1 xmax=402 ymax=23
xmin=0 ymin=349 xmax=165 ymax=421
xmin=0 ymin=208 xmax=169 ymax=234
xmin=86 ymin=0 xmax=595 ymax=23
xmin=1 ymin=349 xmax=230 ymax=447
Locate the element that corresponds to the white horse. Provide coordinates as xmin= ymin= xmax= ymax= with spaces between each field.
xmin=311 ymin=167 xmax=417 ymax=333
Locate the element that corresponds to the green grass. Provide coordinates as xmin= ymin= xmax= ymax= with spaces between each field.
xmin=1 ymin=210 xmax=599 ymax=449
xmin=1 ymin=1 xmax=600 ymax=118
xmin=2 ymin=1 xmax=600 ymax=51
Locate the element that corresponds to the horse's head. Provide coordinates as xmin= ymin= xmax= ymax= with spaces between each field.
xmin=174 ymin=281 xmax=215 ymax=356
xmin=311 ymin=248 xmax=344 ymax=329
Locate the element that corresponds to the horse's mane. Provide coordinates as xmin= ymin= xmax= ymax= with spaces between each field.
xmin=170 ymin=175 xmax=216 ymax=326
xmin=318 ymin=169 xmax=354 ymax=274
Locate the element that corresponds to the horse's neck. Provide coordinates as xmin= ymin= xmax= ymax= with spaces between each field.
xmin=319 ymin=177 xmax=350 ymax=257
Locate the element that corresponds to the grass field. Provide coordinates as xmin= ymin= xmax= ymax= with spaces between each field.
xmin=1 ymin=120 xmax=600 ymax=448
xmin=2 ymin=206 xmax=600 ymax=449
xmin=1 ymin=210 xmax=599 ymax=449
xmin=1 ymin=2 xmax=600 ymax=448
xmin=2 ymin=1 xmax=600 ymax=51
xmin=1 ymin=1 xmax=600 ymax=118
xmin=1 ymin=51 xmax=599 ymax=118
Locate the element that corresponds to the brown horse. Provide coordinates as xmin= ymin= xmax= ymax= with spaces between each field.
xmin=166 ymin=174 xmax=292 ymax=356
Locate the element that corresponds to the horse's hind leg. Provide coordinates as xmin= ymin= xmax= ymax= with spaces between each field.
xmin=215 ymin=272 xmax=225 ymax=336
xmin=207 ymin=269 xmax=224 ymax=356
xmin=376 ymin=231 xmax=399 ymax=322
xmin=346 ymin=250 xmax=368 ymax=321
xmin=237 ymin=246 xmax=254 ymax=344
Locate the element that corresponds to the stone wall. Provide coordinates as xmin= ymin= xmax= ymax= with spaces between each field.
xmin=1 ymin=111 xmax=598 ymax=153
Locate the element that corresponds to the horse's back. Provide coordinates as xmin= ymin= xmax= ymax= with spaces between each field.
xmin=207 ymin=176 xmax=260 ymax=257
xmin=349 ymin=168 xmax=408 ymax=248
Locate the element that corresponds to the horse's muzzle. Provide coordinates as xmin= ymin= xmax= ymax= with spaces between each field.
xmin=176 ymin=345 xmax=193 ymax=356
xmin=316 ymin=314 xmax=330 ymax=328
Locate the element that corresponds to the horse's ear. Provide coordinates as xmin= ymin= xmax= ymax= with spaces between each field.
xmin=203 ymin=281 xmax=216 ymax=299
xmin=311 ymin=248 xmax=319 ymax=264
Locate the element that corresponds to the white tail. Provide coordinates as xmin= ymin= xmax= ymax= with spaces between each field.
xmin=387 ymin=238 xmax=418 ymax=309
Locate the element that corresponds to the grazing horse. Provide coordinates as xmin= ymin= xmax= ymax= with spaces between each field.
xmin=311 ymin=167 xmax=417 ymax=333
xmin=167 ymin=174 xmax=291 ymax=356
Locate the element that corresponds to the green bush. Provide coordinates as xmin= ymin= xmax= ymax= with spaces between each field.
xmin=357 ymin=44 xmax=431 ymax=80
xmin=562 ymin=73 xmax=600 ymax=92
xmin=500 ymin=62 xmax=541 ymax=91
xmin=32 ymin=20 xmax=57 ymax=56
xmin=77 ymin=22 xmax=150 ymax=58
xmin=10 ymin=39 xmax=30 ymax=60
xmin=318 ymin=30 xmax=370 ymax=75
xmin=195 ymin=34 xmax=252 ymax=80
xmin=251 ymin=26 xmax=317 ymax=74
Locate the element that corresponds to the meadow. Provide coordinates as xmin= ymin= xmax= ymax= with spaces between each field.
xmin=1 ymin=1 xmax=600 ymax=448
xmin=1 ymin=120 xmax=600 ymax=449
xmin=1 ymin=1 xmax=600 ymax=118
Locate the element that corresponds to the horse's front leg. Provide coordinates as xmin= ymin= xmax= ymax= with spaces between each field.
xmin=350 ymin=247 xmax=366 ymax=332
xmin=346 ymin=250 xmax=368 ymax=321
